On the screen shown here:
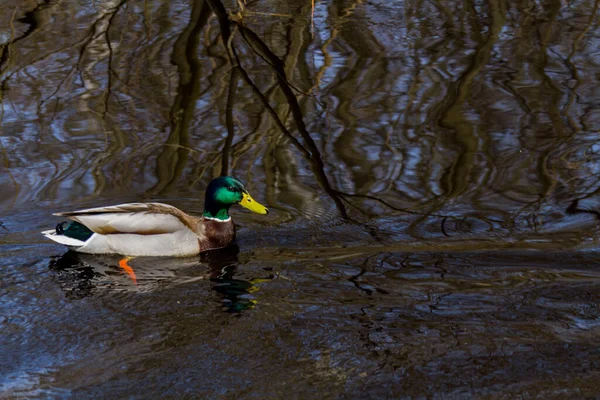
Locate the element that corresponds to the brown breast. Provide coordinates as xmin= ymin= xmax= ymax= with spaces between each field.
xmin=198 ymin=218 xmax=236 ymax=252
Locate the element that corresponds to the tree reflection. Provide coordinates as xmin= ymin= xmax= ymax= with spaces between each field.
xmin=1 ymin=0 xmax=599 ymax=242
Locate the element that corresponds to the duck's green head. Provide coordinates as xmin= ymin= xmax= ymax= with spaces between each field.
xmin=203 ymin=176 xmax=269 ymax=220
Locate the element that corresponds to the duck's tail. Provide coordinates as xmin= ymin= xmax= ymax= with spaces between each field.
xmin=42 ymin=229 xmax=86 ymax=247
xmin=42 ymin=221 xmax=95 ymax=247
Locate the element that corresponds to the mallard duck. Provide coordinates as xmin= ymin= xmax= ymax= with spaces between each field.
xmin=42 ymin=176 xmax=268 ymax=257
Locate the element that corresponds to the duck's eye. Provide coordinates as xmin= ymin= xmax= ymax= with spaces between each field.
xmin=227 ymin=186 xmax=235 ymax=192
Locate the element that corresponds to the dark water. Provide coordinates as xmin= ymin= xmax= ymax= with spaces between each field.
xmin=2 ymin=0 xmax=600 ymax=397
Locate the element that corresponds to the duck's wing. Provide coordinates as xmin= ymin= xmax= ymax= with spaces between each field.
xmin=54 ymin=202 xmax=202 ymax=235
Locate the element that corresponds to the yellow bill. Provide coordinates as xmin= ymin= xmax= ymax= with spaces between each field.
xmin=239 ymin=192 xmax=269 ymax=214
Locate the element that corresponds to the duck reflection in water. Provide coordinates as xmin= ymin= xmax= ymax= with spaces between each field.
xmin=202 ymin=245 xmax=274 ymax=312
xmin=49 ymin=244 xmax=273 ymax=312
xmin=210 ymin=263 xmax=259 ymax=313
xmin=203 ymin=245 xmax=275 ymax=313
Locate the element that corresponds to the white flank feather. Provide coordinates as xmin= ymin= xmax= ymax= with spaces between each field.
xmin=53 ymin=203 xmax=190 ymax=234
xmin=71 ymin=213 xmax=186 ymax=234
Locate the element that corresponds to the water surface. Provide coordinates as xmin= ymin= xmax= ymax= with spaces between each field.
xmin=2 ymin=0 xmax=600 ymax=397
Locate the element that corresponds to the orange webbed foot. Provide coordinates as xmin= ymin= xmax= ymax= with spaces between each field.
xmin=118 ymin=256 xmax=137 ymax=284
